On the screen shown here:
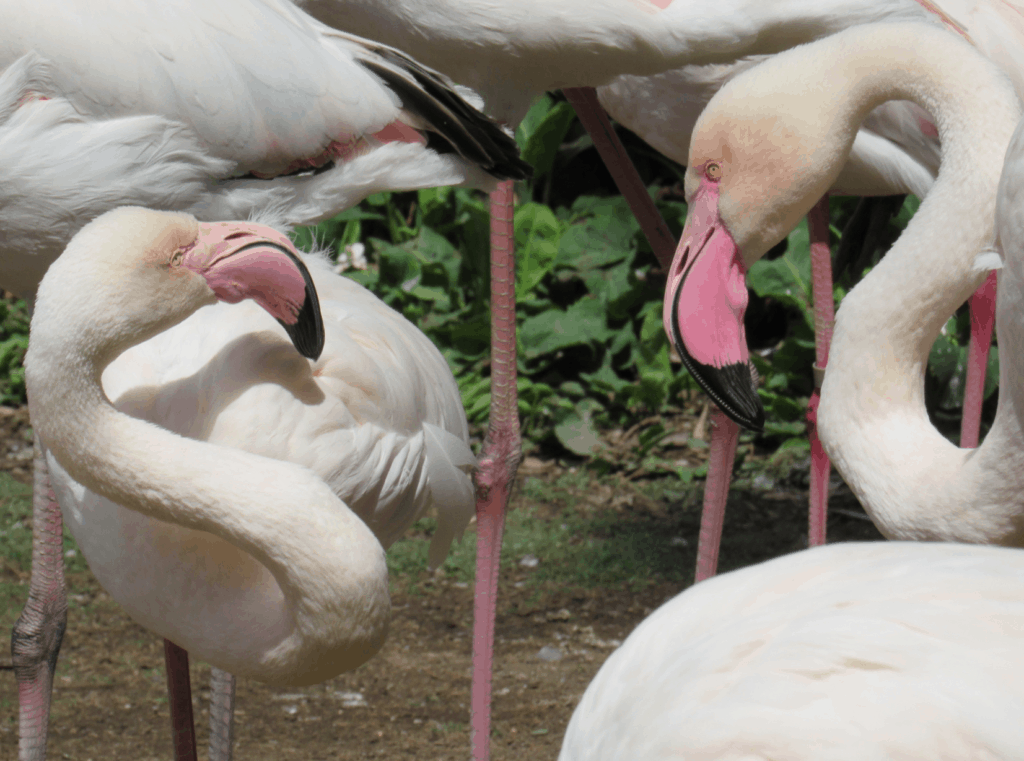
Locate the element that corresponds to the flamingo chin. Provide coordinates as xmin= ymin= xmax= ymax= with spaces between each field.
xmin=664 ymin=180 xmax=763 ymax=430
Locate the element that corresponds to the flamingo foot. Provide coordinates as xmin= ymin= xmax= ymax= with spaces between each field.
xmin=164 ymin=640 xmax=198 ymax=761
xmin=12 ymin=434 xmax=67 ymax=761
xmin=208 ymin=667 xmax=236 ymax=761
xmin=470 ymin=180 xmax=521 ymax=761
xmin=694 ymin=410 xmax=739 ymax=583
xmin=961 ymin=270 xmax=997 ymax=448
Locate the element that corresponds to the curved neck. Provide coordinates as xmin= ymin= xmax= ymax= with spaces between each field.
xmin=814 ymin=27 xmax=1024 ymax=543
xmin=26 ymin=291 xmax=389 ymax=681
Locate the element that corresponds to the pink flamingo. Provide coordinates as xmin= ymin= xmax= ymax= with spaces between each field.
xmin=1 ymin=3 xmax=528 ymax=759
xmin=562 ymin=22 xmax=1024 ymax=751
xmin=295 ymin=1 xmax=1009 ymax=757
xmin=663 ymin=19 xmax=1022 ymax=541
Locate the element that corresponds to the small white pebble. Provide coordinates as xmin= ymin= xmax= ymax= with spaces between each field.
xmin=536 ymin=645 xmax=564 ymax=662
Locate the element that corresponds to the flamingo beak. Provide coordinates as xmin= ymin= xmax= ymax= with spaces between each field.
xmin=663 ymin=181 xmax=764 ymax=431
xmin=183 ymin=222 xmax=325 ymax=361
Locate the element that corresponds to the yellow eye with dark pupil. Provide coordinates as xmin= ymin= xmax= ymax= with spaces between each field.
xmin=705 ymin=163 xmax=722 ymax=180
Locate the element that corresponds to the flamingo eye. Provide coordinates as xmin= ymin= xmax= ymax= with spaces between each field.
xmin=170 ymin=249 xmax=185 ymax=267
xmin=705 ymin=162 xmax=722 ymax=181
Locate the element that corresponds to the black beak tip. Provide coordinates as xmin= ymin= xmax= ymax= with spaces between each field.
xmin=275 ymin=248 xmax=325 ymax=361
xmin=669 ymin=277 xmax=764 ymax=432
xmin=675 ymin=339 xmax=765 ymax=433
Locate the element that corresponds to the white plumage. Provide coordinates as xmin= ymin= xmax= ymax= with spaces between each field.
xmin=44 ymin=241 xmax=476 ymax=675
xmin=560 ymin=542 xmax=1024 ymax=760
xmin=0 ymin=0 xmax=527 ymax=303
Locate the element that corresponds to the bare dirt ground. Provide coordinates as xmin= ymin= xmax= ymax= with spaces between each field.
xmin=0 ymin=405 xmax=883 ymax=760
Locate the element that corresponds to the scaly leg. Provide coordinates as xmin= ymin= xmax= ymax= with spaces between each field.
xmin=806 ymin=196 xmax=834 ymax=547
xmin=470 ymin=180 xmax=521 ymax=761
xmin=12 ymin=434 xmax=67 ymax=761
xmin=693 ymin=411 xmax=740 ymax=583
xmin=960 ymin=271 xmax=997 ymax=448
xmin=164 ymin=640 xmax=198 ymax=761
xmin=208 ymin=667 xmax=236 ymax=761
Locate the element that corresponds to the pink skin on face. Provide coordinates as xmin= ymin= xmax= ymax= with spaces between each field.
xmin=663 ymin=173 xmax=750 ymax=369
xmin=183 ymin=222 xmax=308 ymax=325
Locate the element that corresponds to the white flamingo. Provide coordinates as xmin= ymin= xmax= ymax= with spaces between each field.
xmin=559 ymin=541 xmax=1024 ymax=759
xmin=23 ymin=207 xmax=476 ymax=755
xmin=1 ymin=4 xmax=528 ymax=758
xmin=0 ymin=0 xmax=529 ymax=304
xmin=289 ymin=4 xmax=987 ymax=756
xmin=661 ymin=21 xmax=1023 ymax=538
xmin=563 ymin=33 xmax=1024 ymax=750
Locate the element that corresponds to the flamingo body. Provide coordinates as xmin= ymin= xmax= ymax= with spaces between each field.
xmin=560 ymin=542 xmax=1024 ymax=760
xmin=0 ymin=0 xmax=528 ymax=304
xmin=42 ymin=240 xmax=475 ymax=684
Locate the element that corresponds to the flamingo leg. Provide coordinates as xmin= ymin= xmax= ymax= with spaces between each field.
xmin=12 ymin=434 xmax=67 ymax=761
xmin=564 ymin=87 xmax=749 ymax=582
xmin=163 ymin=640 xmax=198 ymax=761
xmin=470 ymin=179 xmax=521 ymax=761
xmin=562 ymin=87 xmax=675 ymax=270
xmin=693 ymin=411 xmax=740 ymax=583
xmin=208 ymin=667 xmax=236 ymax=761
xmin=807 ymin=195 xmax=834 ymax=547
xmin=961 ymin=271 xmax=997 ymax=448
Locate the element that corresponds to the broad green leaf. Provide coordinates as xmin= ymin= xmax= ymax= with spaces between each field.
xmin=516 ymin=203 xmax=562 ymax=295
xmin=519 ymin=297 xmax=612 ymax=358
xmin=554 ymin=401 xmax=603 ymax=456
xmin=521 ymin=101 xmax=577 ymax=177
xmin=747 ymin=218 xmax=814 ymax=327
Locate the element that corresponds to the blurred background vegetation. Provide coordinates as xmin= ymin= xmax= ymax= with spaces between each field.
xmin=1 ymin=94 xmax=997 ymax=474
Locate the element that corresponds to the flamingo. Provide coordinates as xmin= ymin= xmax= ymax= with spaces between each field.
xmin=1 ymin=4 xmax=528 ymax=759
xmin=0 ymin=0 xmax=530 ymax=305
xmin=21 ymin=207 xmax=477 ymax=757
xmin=288 ymin=2 xmax=1003 ymax=756
xmin=661 ymin=21 xmax=1022 ymax=544
xmin=602 ymin=0 xmax=1024 ymax=583
xmin=559 ymin=541 xmax=1024 ymax=759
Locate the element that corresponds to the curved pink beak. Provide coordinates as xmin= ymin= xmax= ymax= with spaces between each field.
xmin=663 ymin=180 xmax=764 ymax=430
xmin=183 ymin=222 xmax=324 ymax=360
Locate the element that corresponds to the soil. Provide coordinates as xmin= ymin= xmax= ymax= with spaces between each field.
xmin=0 ymin=405 xmax=884 ymax=761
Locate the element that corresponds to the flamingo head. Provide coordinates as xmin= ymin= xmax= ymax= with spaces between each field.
xmin=664 ymin=69 xmax=848 ymax=431
xmin=182 ymin=218 xmax=325 ymax=360
xmin=44 ymin=207 xmax=326 ymax=362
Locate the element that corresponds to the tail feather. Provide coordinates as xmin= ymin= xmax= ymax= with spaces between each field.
xmin=346 ymin=37 xmax=533 ymax=182
xmin=422 ymin=423 xmax=477 ymax=570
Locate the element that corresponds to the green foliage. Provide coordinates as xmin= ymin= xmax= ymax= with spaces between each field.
xmin=298 ymin=185 xmax=695 ymax=453
xmin=0 ymin=299 xmax=28 ymax=405
xmin=0 ymin=100 xmax=997 ymax=457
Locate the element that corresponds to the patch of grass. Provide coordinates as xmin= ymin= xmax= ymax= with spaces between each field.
xmin=0 ymin=472 xmax=33 ymax=569
xmin=0 ymin=471 xmax=88 ymax=575
xmin=386 ymin=470 xmax=691 ymax=591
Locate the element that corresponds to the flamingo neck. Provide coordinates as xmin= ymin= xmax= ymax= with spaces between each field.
xmin=813 ymin=28 xmax=1024 ymax=543
xmin=26 ymin=270 xmax=390 ymax=684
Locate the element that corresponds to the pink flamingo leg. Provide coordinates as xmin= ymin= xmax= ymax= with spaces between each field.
xmin=694 ymin=411 xmax=740 ymax=582
xmin=563 ymin=87 xmax=743 ymax=583
xmin=960 ymin=270 xmax=997 ymax=448
xmin=470 ymin=179 xmax=521 ymax=761
xmin=562 ymin=87 xmax=675 ymax=270
xmin=208 ymin=667 xmax=236 ymax=761
xmin=12 ymin=434 xmax=67 ymax=761
xmin=806 ymin=195 xmax=834 ymax=547
xmin=164 ymin=640 xmax=198 ymax=761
